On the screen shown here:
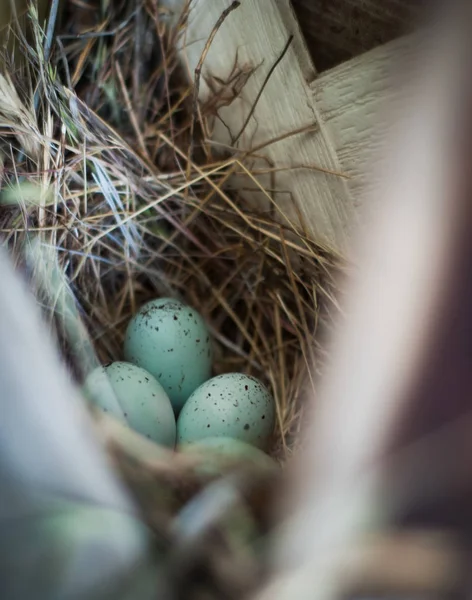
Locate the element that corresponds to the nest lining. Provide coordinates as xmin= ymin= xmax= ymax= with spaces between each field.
xmin=0 ymin=0 xmax=340 ymax=460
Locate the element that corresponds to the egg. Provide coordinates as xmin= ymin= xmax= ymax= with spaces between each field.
xmin=83 ymin=361 xmax=176 ymax=447
xmin=123 ymin=298 xmax=212 ymax=414
xmin=176 ymin=373 xmax=276 ymax=449
xmin=178 ymin=437 xmax=278 ymax=477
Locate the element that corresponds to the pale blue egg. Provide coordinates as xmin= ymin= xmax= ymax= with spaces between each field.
xmin=178 ymin=437 xmax=278 ymax=477
xmin=83 ymin=361 xmax=176 ymax=447
xmin=177 ymin=373 xmax=276 ymax=449
xmin=123 ymin=298 xmax=212 ymax=414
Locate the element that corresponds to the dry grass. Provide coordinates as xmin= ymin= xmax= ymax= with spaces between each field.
xmin=3 ymin=4 xmax=466 ymax=600
xmin=0 ymin=0 xmax=341 ymax=459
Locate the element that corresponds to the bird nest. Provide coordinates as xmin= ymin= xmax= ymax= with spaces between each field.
xmin=0 ymin=3 xmax=340 ymax=594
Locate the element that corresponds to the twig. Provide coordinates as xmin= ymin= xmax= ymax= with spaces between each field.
xmin=232 ymin=34 xmax=294 ymax=145
xmin=241 ymin=122 xmax=317 ymax=156
xmin=190 ymin=0 xmax=241 ymax=157
xmin=44 ymin=0 xmax=61 ymax=64
xmin=56 ymin=9 xmax=138 ymax=41
xmin=56 ymin=38 xmax=72 ymax=89
xmin=133 ymin=0 xmax=143 ymax=120
xmin=115 ymin=61 xmax=149 ymax=160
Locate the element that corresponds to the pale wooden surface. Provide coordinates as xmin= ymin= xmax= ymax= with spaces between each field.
xmin=312 ymin=34 xmax=415 ymax=203
xmin=179 ymin=0 xmax=355 ymax=252
xmin=174 ymin=0 xmax=412 ymax=251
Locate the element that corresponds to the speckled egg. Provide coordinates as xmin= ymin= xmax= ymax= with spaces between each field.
xmin=123 ymin=298 xmax=212 ymax=414
xmin=178 ymin=437 xmax=278 ymax=477
xmin=83 ymin=361 xmax=176 ymax=447
xmin=176 ymin=373 xmax=276 ymax=449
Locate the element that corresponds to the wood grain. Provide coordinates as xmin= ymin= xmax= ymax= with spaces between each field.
xmin=312 ymin=34 xmax=416 ymax=203
xmin=174 ymin=0 xmax=413 ymax=251
xmin=179 ymin=0 xmax=355 ymax=252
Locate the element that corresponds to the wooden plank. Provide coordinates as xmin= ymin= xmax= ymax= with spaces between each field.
xmin=312 ymin=34 xmax=416 ymax=203
xmin=171 ymin=0 xmax=414 ymax=251
xmin=177 ymin=0 xmax=355 ymax=252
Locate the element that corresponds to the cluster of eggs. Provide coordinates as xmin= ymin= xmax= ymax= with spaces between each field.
xmin=83 ymin=298 xmax=276 ymax=458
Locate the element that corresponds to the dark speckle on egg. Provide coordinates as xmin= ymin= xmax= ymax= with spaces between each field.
xmin=176 ymin=372 xmax=275 ymax=449
xmin=123 ymin=298 xmax=212 ymax=413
